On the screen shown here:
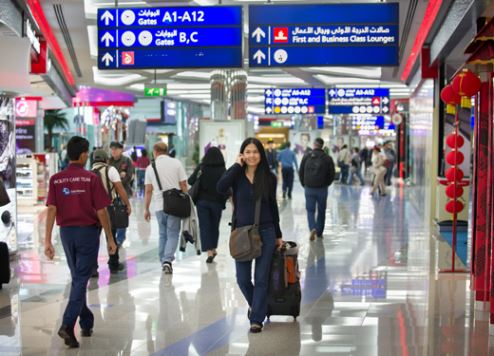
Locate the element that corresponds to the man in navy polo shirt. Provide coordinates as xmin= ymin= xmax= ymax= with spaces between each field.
xmin=44 ymin=136 xmax=117 ymax=348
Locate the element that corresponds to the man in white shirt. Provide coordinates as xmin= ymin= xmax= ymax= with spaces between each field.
xmin=92 ymin=149 xmax=132 ymax=275
xmin=144 ymin=142 xmax=187 ymax=274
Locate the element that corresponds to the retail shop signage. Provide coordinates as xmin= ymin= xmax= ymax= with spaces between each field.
xmin=249 ymin=3 xmax=399 ymax=67
xmin=328 ymin=88 xmax=390 ymax=114
xmin=144 ymin=87 xmax=167 ymax=97
xmin=97 ymin=6 xmax=243 ymax=69
xmin=264 ymin=88 xmax=325 ymax=115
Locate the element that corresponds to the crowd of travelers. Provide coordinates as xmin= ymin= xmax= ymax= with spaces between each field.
xmin=44 ymin=134 xmax=396 ymax=347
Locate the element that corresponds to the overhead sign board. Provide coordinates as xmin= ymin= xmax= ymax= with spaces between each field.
xmin=249 ymin=3 xmax=399 ymax=67
xmin=328 ymin=88 xmax=390 ymax=114
xmin=264 ymin=88 xmax=325 ymax=115
xmin=98 ymin=6 xmax=243 ymax=69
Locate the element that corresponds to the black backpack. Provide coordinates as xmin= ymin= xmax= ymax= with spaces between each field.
xmin=302 ymin=150 xmax=335 ymax=188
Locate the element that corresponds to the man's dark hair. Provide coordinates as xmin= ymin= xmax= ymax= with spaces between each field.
xmin=353 ymin=147 xmax=360 ymax=153
xmin=314 ymin=138 xmax=324 ymax=149
xmin=67 ymin=136 xmax=89 ymax=161
xmin=285 ymin=141 xmax=291 ymax=148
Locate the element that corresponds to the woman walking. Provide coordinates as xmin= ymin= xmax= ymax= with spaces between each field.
xmin=217 ymin=138 xmax=283 ymax=333
xmin=136 ymin=149 xmax=150 ymax=196
xmin=370 ymin=146 xmax=387 ymax=196
xmin=188 ymin=147 xmax=228 ymax=263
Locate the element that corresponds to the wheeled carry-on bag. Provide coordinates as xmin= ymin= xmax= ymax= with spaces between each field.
xmin=0 ymin=241 xmax=10 ymax=289
xmin=267 ymin=241 xmax=301 ymax=320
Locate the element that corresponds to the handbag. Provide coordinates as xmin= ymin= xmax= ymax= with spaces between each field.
xmin=103 ymin=166 xmax=129 ymax=229
xmin=229 ymin=198 xmax=263 ymax=262
xmin=188 ymin=166 xmax=202 ymax=203
xmin=152 ymin=162 xmax=191 ymax=218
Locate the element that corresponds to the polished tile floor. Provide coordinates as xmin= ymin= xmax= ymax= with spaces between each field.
xmin=0 ymin=183 xmax=493 ymax=355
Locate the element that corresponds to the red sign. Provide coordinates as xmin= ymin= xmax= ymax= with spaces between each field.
xmin=31 ymin=41 xmax=48 ymax=74
xmin=372 ymin=97 xmax=381 ymax=105
xmin=121 ymin=51 xmax=135 ymax=65
xmin=15 ymin=99 xmax=37 ymax=118
xmin=308 ymin=106 xmax=315 ymax=114
xmin=273 ymin=27 xmax=289 ymax=43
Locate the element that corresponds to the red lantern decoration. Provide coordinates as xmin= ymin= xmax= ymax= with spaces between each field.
xmin=440 ymin=85 xmax=462 ymax=115
xmin=445 ymin=183 xmax=464 ymax=199
xmin=446 ymin=133 xmax=465 ymax=148
xmin=452 ymin=69 xmax=481 ymax=96
xmin=446 ymin=167 xmax=464 ymax=181
xmin=446 ymin=150 xmax=465 ymax=165
xmin=445 ymin=200 xmax=464 ymax=214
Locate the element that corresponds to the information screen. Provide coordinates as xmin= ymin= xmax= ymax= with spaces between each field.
xmin=98 ymin=6 xmax=243 ymax=69
xmin=264 ymin=88 xmax=326 ymax=115
xmin=249 ymin=3 xmax=399 ymax=67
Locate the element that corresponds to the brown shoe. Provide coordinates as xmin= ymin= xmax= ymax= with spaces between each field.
xmin=310 ymin=229 xmax=317 ymax=241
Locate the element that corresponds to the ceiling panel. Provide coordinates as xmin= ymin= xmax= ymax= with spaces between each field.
xmin=39 ymin=0 xmax=421 ymax=111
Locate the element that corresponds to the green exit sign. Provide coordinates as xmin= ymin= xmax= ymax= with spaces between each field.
xmin=271 ymin=121 xmax=283 ymax=128
xmin=144 ymin=87 xmax=167 ymax=97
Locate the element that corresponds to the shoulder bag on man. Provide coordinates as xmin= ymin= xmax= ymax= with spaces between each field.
xmin=229 ymin=198 xmax=263 ymax=262
xmin=94 ymin=165 xmax=129 ymax=229
xmin=152 ymin=162 xmax=191 ymax=218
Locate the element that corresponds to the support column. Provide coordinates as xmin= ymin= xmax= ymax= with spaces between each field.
xmin=35 ymin=104 xmax=44 ymax=152
xmin=472 ymin=74 xmax=491 ymax=309
xmin=210 ymin=70 xmax=227 ymax=121
xmin=231 ymin=70 xmax=247 ymax=120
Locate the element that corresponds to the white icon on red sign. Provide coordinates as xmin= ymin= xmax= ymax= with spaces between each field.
xmin=121 ymin=51 xmax=135 ymax=65
xmin=372 ymin=97 xmax=380 ymax=105
xmin=273 ymin=27 xmax=288 ymax=43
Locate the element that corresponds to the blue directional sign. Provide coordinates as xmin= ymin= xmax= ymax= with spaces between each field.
xmin=328 ymin=88 xmax=390 ymax=115
xmin=249 ymin=3 xmax=399 ymax=67
xmin=264 ymin=88 xmax=326 ymax=115
xmin=98 ymin=6 xmax=242 ymax=69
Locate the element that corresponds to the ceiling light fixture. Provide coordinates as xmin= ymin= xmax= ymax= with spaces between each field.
xmin=306 ymin=66 xmax=382 ymax=78
xmin=92 ymin=67 xmax=143 ymax=86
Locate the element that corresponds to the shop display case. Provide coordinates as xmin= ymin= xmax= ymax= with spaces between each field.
xmin=16 ymin=156 xmax=37 ymax=204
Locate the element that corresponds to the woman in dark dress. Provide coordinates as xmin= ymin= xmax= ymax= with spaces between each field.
xmin=217 ymin=138 xmax=283 ymax=333
xmin=188 ymin=147 xmax=228 ymax=263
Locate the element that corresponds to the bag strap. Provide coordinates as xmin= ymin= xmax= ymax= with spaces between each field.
xmin=105 ymin=165 xmax=119 ymax=202
xmin=152 ymin=162 xmax=163 ymax=191
xmin=253 ymin=197 xmax=261 ymax=226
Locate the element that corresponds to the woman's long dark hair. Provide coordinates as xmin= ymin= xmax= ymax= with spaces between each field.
xmin=240 ymin=137 xmax=273 ymax=200
xmin=201 ymin=146 xmax=225 ymax=167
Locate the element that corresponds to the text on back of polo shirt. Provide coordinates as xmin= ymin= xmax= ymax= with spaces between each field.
xmin=53 ymin=177 xmax=92 ymax=184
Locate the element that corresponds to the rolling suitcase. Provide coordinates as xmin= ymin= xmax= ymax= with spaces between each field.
xmin=267 ymin=241 xmax=301 ymax=320
xmin=0 ymin=241 xmax=10 ymax=289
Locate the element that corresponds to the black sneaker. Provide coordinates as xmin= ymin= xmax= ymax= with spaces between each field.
xmin=58 ymin=325 xmax=79 ymax=348
xmin=162 ymin=262 xmax=173 ymax=274
xmin=91 ymin=269 xmax=99 ymax=278
xmin=249 ymin=323 xmax=263 ymax=333
xmin=109 ymin=262 xmax=125 ymax=273
xmin=288 ymin=193 xmax=292 ymax=199
xmin=81 ymin=328 xmax=93 ymax=337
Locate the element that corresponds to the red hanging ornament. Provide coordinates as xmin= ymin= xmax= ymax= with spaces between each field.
xmin=446 ymin=133 xmax=465 ymax=148
xmin=445 ymin=183 xmax=464 ymax=199
xmin=452 ymin=69 xmax=481 ymax=108
xmin=446 ymin=150 xmax=465 ymax=165
xmin=440 ymin=85 xmax=462 ymax=114
xmin=452 ymin=69 xmax=481 ymax=96
xmin=445 ymin=167 xmax=464 ymax=181
xmin=445 ymin=200 xmax=464 ymax=214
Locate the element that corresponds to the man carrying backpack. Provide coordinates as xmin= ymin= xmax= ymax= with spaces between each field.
xmin=299 ymin=138 xmax=335 ymax=241
xmin=92 ymin=149 xmax=132 ymax=274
